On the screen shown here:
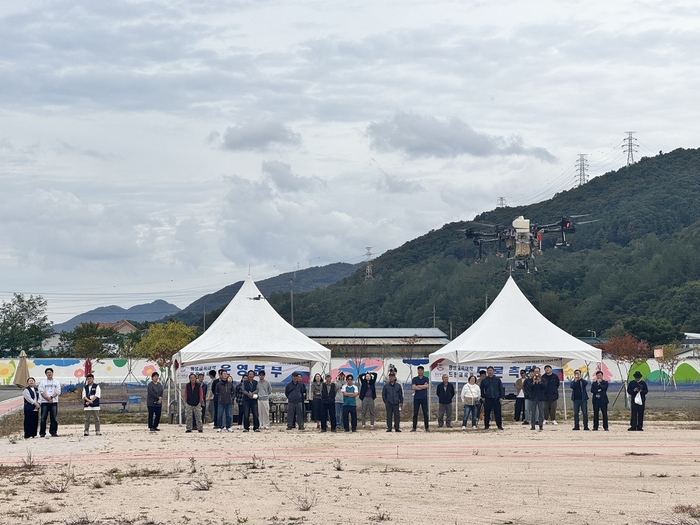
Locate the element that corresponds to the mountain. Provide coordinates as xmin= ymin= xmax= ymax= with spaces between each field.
xmin=52 ymin=300 xmax=181 ymax=333
xmin=266 ymin=147 xmax=700 ymax=338
xmin=170 ymin=262 xmax=364 ymax=326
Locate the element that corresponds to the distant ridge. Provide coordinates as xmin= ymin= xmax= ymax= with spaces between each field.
xmin=52 ymin=300 xmax=181 ymax=333
xmin=171 ymin=262 xmax=363 ymax=325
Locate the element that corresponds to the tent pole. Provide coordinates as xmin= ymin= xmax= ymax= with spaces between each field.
xmin=561 ymin=361 xmax=567 ymax=421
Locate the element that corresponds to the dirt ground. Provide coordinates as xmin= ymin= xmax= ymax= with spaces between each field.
xmin=0 ymin=419 xmax=699 ymax=525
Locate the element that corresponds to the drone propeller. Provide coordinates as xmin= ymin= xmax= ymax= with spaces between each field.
xmin=569 ymin=214 xmax=590 ymax=219
xmin=574 ymin=219 xmax=601 ymax=225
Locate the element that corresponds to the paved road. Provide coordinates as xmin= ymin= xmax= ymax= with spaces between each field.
xmin=0 ymin=387 xmax=23 ymax=403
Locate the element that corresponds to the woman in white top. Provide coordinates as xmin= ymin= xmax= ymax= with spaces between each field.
xmin=461 ymin=375 xmax=481 ymax=429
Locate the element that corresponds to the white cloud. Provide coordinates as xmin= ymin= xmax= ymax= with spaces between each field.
xmin=218 ymin=121 xmax=303 ymax=151
xmin=366 ymin=112 xmax=556 ymax=162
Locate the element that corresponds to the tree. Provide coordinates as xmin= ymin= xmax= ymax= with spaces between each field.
xmin=657 ymin=343 xmax=682 ymax=389
xmin=57 ymin=322 xmax=120 ymax=359
xmin=596 ymin=334 xmax=649 ymax=407
xmin=135 ymin=321 xmax=196 ymax=370
xmin=0 ymin=293 xmax=53 ymax=357
xmin=398 ymin=335 xmax=422 ymax=383
xmin=622 ymin=316 xmax=684 ymax=348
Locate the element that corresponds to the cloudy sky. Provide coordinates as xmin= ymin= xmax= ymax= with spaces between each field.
xmin=1 ymin=0 xmax=698 ymax=323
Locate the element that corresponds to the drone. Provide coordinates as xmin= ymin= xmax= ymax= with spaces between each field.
xmin=460 ymin=215 xmax=598 ymax=273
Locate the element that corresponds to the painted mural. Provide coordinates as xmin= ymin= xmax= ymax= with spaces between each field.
xmin=2 ymin=356 xmax=700 ymax=387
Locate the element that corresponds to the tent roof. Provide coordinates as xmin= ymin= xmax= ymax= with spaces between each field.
xmin=430 ymin=276 xmax=601 ymax=364
xmin=175 ymin=276 xmax=331 ymax=367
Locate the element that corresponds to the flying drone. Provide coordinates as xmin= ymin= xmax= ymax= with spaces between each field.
xmin=460 ymin=215 xmax=598 ymax=273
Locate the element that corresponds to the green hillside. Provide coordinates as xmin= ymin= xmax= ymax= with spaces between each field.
xmin=267 ymin=147 xmax=700 ymax=338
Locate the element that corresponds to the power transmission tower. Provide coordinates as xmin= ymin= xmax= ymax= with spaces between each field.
xmin=623 ymin=131 xmax=638 ymax=166
xmin=364 ymin=247 xmax=373 ymax=280
xmin=575 ymin=154 xmax=589 ymax=186
xmin=497 ymin=197 xmax=507 ymax=208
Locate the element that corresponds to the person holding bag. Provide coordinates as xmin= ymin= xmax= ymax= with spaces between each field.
xmin=627 ymin=371 xmax=648 ymax=431
xmin=23 ymin=377 xmax=41 ymax=439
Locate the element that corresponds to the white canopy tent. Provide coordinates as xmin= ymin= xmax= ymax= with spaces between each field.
xmin=173 ymin=276 xmax=331 ymax=423
xmin=429 ymin=276 xmax=602 ymax=421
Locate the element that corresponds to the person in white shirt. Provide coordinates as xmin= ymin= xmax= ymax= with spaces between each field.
xmin=257 ymin=370 xmax=273 ymax=429
xmin=461 ymin=375 xmax=481 ymax=429
xmin=83 ymin=373 xmax=102 ymax=436
xmin=38 ymin=368 xmax=61 ymax=437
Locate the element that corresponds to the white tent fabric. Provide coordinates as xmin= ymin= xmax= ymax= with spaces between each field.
xmin=429 ymin=276 xmax=601 ymax=365
xmin=174 ymin=276 xmax=331 ymax=367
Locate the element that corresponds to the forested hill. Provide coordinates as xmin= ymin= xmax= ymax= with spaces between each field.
xmin=267 ymin=147 xmax=700 ymax=338
xmin=170 ymin=262 xmax=363 ymax=326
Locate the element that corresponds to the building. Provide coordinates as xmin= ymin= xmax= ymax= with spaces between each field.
xmin=296 ymin=327 xmax=449 ymax=358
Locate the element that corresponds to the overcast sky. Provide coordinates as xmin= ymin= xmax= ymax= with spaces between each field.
xmin=1 ymin=0 xmax=698 ymax=323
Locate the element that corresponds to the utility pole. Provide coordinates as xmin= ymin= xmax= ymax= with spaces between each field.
xmin=485 ymin=293 xmax=489 ymax=310
xmin=203 ymin=308 xmax=206 ymax=331
xmin=364 ymin=247 xmax=373 ymax=280
xmin=623 ymin=131 xmax=638 ymax=166
xmin=497 ymin=197 xmax=507 ymax=208
xmin=289 ymin=277 xmax=294 ymax=326
xmin=433 ymin=305 xmax=436 ymax=328
xmin=575 ymin=154 xmax=588 ymax=186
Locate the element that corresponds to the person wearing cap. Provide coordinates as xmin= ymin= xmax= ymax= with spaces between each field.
xmin=627 ymin=371 xmax=648 ymax=431
xmin=257 ymin=370 xmax=272 ymax=429
xmin=590 ymin=370 xmax=609 ymax=431
xmin=194 ymin=372 xmax=206 ymax=430
xmin=285 ymin=372 xmax=306 ymax=430
xmin=320 ymin=374 xmax=337 ymax=432
xmin=382 ymin=371 xmax=403 ymax=432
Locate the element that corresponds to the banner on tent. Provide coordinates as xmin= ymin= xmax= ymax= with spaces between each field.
xmin=430 ymin=361 xmax=562 ymax=383
xmin=176 ymin=360 xmax=309 ymax=384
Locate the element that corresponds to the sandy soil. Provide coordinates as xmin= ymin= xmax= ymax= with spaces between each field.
xmin=1 ymin=419 xmax=699 ymax=525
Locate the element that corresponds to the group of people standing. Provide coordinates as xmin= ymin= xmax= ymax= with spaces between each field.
xmin=23 ymin=366 xmax=648 ymax=438
xmin=23 ymin=367 xmax=102 ymax=439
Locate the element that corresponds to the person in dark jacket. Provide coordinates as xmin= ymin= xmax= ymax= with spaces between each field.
xmin=529 ymin=369 xmax=545 ymax=431
xmin=216 ymin=371 xmax=235 ymax=432
xmin=436 ymin=374 xmax=456 ymax=428
xmin=480 ymin=366 xmax=505 ymax=430
xmin=23 ymin=377 xmax=40 ymax=439
xmin=541 ymin=365 xmax=560 ymax=425
xmin=382 ymin=372 xmax=404 ymax=432
xmin=359 ymin=372 xmax=378 ymax=429
xmin=320 ymin=374 xmax=337 ymax=432
xmin=146 ymin=372 xmax=164 ymax=432
xmin=590 ymin=370 xmax=609 ymax=431
xmin=285 ymin=372 xmax=307 ymax=430
xmin=209 ymin=370 xmax=219 ymax=429
xmin=242 ymin=370 xmax=260 ymax=432
xmin=569 ymin=369 xmax=589 ymax=431
xmin=522 ymin=369 xmax=534 ymax=426
xmin=627 ymin=371 xmax=649 ymax=431
xmin=183 ymin=373 xmax=203 ymax=433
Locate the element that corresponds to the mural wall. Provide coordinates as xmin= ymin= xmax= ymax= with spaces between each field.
xmin=2 ymin=356 xmax=700 ymax=388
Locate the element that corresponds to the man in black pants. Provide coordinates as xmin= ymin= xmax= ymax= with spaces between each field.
xmin=480 ymin=366 xmax=504 ymax=430
xmin=627 ymin=371 xmax=648 ymax=431
xmin=320 ymin=374 xmax=337 ymax=432
xmin=241 ymin=370 xmax=260 ymax=432
xmin=590 ymin=370 xmax=609 ymax=431
xmin=411 ymin=366 xmax=430 ymax=432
